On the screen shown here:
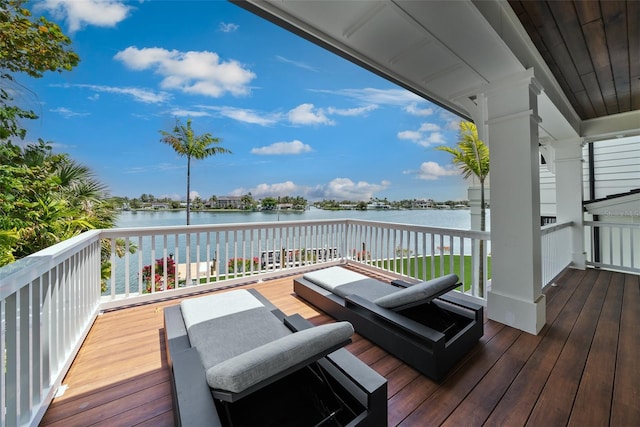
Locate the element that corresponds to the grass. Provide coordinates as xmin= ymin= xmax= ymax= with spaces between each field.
xmin=374 ymin=255 xmax=492 ymax=292
xmin=176 ymin=254 xmax=493 ymax=292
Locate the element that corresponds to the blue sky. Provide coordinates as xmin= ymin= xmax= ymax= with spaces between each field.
xmin=20 ymin=0 xmax=468 ymax=202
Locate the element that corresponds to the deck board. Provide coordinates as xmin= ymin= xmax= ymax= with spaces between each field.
xmin=611 ymin=273 xmax=640 ymax=425
xmin=40 ymin=267 xmax=640 ymax=426
xmin=527 ymin=269 xmax=612 ymax=426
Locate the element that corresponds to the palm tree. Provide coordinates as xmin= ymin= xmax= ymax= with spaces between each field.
xmin=437 ymin=121 xmax=490 ymax=296
xmin=160 ymin=118 xmax=231 ymax=225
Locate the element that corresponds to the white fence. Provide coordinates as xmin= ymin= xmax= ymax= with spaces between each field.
xmin=0 ymin=231 xmax=102 ymax=427
xmin=1 ymin=217 xmax=578 ymax=426
xmin=584 ymin=220 xmax=640 ymax=273
xmin=541 ymin=221 xmax=574 ymax=285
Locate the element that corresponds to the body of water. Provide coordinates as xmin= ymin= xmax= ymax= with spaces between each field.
xmin=116 ymin=207 xmax=487 ymax=230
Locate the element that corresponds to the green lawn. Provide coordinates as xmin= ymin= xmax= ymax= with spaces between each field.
xmin=374 ymin=255 xmax=491 ymax=292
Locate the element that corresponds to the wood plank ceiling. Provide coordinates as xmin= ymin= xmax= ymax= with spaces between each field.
xmin=508 ymin=0 xmax=640 ymax=120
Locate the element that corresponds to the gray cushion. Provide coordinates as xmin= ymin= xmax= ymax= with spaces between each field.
xmin=206 ymin=322 xmax=354 ymax=393
xmin=187 ymin=307 xmax=291 ymax=369
xmin=373 ymin=274 xmax=459 ymax=309
xmin=181 ymin=288 xmax=292 ymax=369
xmin=332 ymin=279 xmax=397 ymax=300
xmin=303 ymin=267 xmax=368 ymax=291
xmin=180 ymin=289 xmax=264 ymax=330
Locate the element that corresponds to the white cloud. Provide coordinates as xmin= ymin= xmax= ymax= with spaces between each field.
xmin=415 ymin=161 xmax=459 ymax=180
xmin=219 ymin=22 xmax=239 ymax=33
xmin=446 ymin=117 xmax=462 ymax=131
xmin=288 ymin=103 xmax=334 ymax=125
xmin=426 ymin=132 xmax=446 ymax=144
xmin=251 ymin=140 xmax=312 ymax=155
xmin=231 ymin=178 xmax=389 ymax=201
xmin=313 ymin=87 xmax=422 ymax=106
xmin=276 ymin=56 xmax=318 ymax=72
xmin=439 ymin=110 xmax=463 ymax=131
xmin=397 ymin=123 xmax=446 ymax=147
xmin=231 ymin=181 xmax=301 ymax=199
xmin=39 ymin=0 xmax=131 ymax=32
xmin=327 ymin=105 xmax=378 ymax=116
xmin=419 ymin=123 xmax=440 ymax=132
xmin=123 ymin=162 xmax=183 ymax=175
xmin=398 ymin=130 xmax=422 ymax=141
xmin=215 ymin=107 xmax=279 ymax=126
xmin=405 ymin=102 xmax=434 ymax=116
xmin=189 ymin=190 xmax=200 ymax=200
xmin=169 ymin=109 xmax=211 ymax=118
xmin=114 ymin=47 xmax=256 ymax=98
xmin=321 ymin=178 xmax=390 ymax=201
xmin=53 ymin=83 xmax=170 ymax=104
xmin=50 ymin=107 xmax=90 ymax=118
xmin=189 ymin=105 xmax=279 ymax=125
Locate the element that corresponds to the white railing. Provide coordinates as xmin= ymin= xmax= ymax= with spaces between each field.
xmin=343 ymin=220 xmax=491 ymax=299
xmin=99 ymin=220 xmax=347 ymax=309
xmin=99 ymin=220 xmax=492 ymax=304
xmin=584 ymin=220 xmax=640 ymax=274
xmin=540 ymin=221 xmax=574 ymax=286
xmin=2 ymin=217 xmax=574 ymax=426
xmin=0 ymin=231 xmax=102 ymax=427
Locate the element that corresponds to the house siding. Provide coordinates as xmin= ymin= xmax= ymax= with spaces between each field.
xmin=584 ymin=136 xmax=640 ymax=201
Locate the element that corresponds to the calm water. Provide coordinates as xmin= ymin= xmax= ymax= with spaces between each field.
xmin=116 ymin=207 xmax=486 ymax=230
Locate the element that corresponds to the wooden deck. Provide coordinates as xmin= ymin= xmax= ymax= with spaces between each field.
xmin=40 ymin=266 xmax=640 ymax=426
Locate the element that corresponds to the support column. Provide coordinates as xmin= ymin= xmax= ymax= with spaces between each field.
xmin=552 ymin=139 xmax=586 ymax=269
xmin=484 ymin=69 xmax=546 ymax=335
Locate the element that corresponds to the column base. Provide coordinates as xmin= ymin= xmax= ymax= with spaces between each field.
xmin=572 ymin=251 xmax=586 ymax=270
xmin=487 ymin=290 xmax=546 ymax=335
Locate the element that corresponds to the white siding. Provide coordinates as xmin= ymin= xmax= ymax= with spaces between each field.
xmin=539 ymin=164 xmax=556 ymax=216
xmin=583 ymin=136 xmax=640 ymax=200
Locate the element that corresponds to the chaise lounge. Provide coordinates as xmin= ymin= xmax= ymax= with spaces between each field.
xmin=164 ymin=288 xmax=387 ymax=426
xmin=294 ymin=266 xmax=484 ymax=381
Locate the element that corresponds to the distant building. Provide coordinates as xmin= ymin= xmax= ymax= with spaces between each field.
xmin=216 ymin=196 xmax=243 ymax=209
xmin=367 ymin=202 xmax=391 ymax=209
xmin=413 ymin=199 xmax=433 ymax=209
xmin=339 ymin=203 xmax=357 ymax=210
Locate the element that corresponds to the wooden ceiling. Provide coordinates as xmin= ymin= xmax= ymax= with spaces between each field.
xmin=508 ymin=0 xmax=640 ymax=121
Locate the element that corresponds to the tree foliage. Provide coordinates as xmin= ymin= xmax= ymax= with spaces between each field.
xmin=437 ymin=121 xmax=489 ymax=185
xmin=0 ymin=140 xmax=116 ymax=264
xmin=437 ymin=121 xmax=490 ymax=296
xmin=0 ymin=0 xmax=80 ymax=139
xmin=159 ymin=118 xmax=231 ymax=225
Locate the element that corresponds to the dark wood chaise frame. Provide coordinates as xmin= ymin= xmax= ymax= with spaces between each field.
xmin=294 ymin=272 xmax=484 ymax=382
xmin=164 ymin=289 xmax=387 ymax=427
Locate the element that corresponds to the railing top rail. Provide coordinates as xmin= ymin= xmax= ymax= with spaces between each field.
xmin=99 ymin=218 xmax=348 ymax=237
xmin=100 ymin=218 xmax=492 ymax=239
xmin=0 ymin=230 xmax=102 ymax=298
xmin=584 ymin=220 xmax=640 ymax=229
xmin=343 ymin=218 xmax=491 ymax=239
xmin=541 ymin=220 xmax=573 ymax=234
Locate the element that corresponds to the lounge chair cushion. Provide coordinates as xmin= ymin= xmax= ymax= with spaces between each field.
xmin=303 ymin=267 xmax=397 ymax=300
xmin=206 ymin=322 xmax=354 ymax=393
xmin=181 ymin=290 xmax=291 ymax=369
xmin=373 ymin=274 xmax=460 ymax=309
xmin=303 ymin=267 xmax=370 ymax=291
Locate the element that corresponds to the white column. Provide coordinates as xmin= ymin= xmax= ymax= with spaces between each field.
xmin=484 ymin=69 xmax=546 ymax=335
xmin=465 ymin=93 xmax=490 ymax=232
xmin=468 ymin=186 xmax=483 ymax=231
xmin=552 ymin=139 xmax=586 ymax=269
